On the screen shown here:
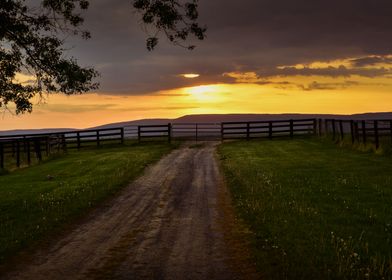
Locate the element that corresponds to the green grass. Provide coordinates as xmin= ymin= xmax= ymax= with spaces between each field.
xmin=0 ymin=142 xmax=176 ymax=263
xmin=334 ymin=135 xmax=392 ymax=156
xmin=322 ymin=132 xmax=392 ymax=155
xmin=1 ymin=139 xmax=126 ymax=171
xmin=2 ymin=148 xmax=47 ymax=171
xmin=218 ymin=138 xmax=392 ymax=279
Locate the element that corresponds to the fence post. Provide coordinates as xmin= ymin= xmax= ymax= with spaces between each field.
xmin=350 ymin=120 xmax=355 ymax=144
xmin=318 ymin=119 xmax=322 ymax=136
xmin=0 ymin=142 xmax=4 ymax=169
xmin=45 ymin=137 xmax=49 ymax=156
xmin=290 ymin=119 xmax=294 ymax=138
xmin=362 ymin=121 xmax=367 ymax=144
xmin=313 ymin=119 xmax=317 ymax=136
xmin=325 ymin=120 xmax=329 ymax=135
xmin=221 ymin=123 xmax=224 ymax=142
xmin=246 ymin=122 xmax=250 ymax=140
xmin=354 ymin=122 xmax=359 ymax=142
xmin=374 ymin=120 xmax=379 ymax=149
xmin=61 ymin=134 xmax=67 ymax=152
xmin=339 ymin=120 xmax=344 ymax=140
xmin=332 ymin=119 xmax=336 ymax=140
xmin=48 ymin=137 xmax=52 ymax=155
xmin=168 ymin=123 xmax=172 ymax=143
xmin=23 ymin=136 xmax=27 ymax=153
xmin=16 ymin=140 xmax=20 ymax=167
xmin=96 ymin=130 xmax=100 ymax=147
xmin=27 ymin=139 xmax=31 ymax=165
xmin=195 ymin=124 xmax=198 ymax=142
xmin=120 ymin=128 xmax=124 ymax=144
xmin=138 ymin=126 xmax=141 ymax=143
xmin=12 ymin=141 xmax=15 ymax=158
xmin=34 ymin=139 xmax=42 ymax=162
xmin=390 ymin=120 xmax=392 ymax=144
xmin=269 ymin=121 xmax=273 ymax=139
xmin=77 ymin=132 xmax=81 ymax=149
xmin=56 ymin=136 xmax=60 ymax=152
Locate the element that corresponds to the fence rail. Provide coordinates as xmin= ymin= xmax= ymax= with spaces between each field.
xmin=138 ymin=124 xmax=171 ymax=142
xmin=129 ymin=123 xmax=223 ymax=142
xmin=222 ymin=119 xmax=317 ymax=140
xmin=172 ymin=123 xmax=221 ymax=140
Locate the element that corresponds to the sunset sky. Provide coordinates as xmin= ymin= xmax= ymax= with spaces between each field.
xmin=2 ymin=0 xmax=392 ymax=130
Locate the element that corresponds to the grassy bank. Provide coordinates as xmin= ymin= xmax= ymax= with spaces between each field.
xmin=0 ymin=142 xmax=176 ymax=263
xmin=218 ymin=138 xmax=392 ymax=279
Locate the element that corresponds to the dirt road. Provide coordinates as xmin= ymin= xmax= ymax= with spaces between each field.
xmin=4 ymin=142 xmax=257 ymax=280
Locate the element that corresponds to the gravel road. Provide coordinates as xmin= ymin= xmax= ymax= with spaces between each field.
xmin=3 ymin=142 xmax=257 ymax=280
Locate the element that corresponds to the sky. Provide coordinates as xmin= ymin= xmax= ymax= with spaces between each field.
xmin=2 ymin=0 xmax=392 ymax=130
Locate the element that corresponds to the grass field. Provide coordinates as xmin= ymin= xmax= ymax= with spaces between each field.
xmin=218 ymin=138 xmax=392 ymax=279
xmin=0 ymin=142 xmax=176 ymax=263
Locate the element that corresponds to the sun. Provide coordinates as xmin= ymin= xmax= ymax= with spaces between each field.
xmin=180 ymin=73 xmax=200 ymax=79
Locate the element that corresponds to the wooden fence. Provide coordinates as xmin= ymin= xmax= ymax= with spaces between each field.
xmin=133 ymin=120 xmax=317 ymax=142
xmin=221 ymin=119 xmax=317 ymax=140
xmin=3 ymin=117 xmax=391 ymax=170
xmin=0 ymin=127 xmax=124 ymax=147
xmin=137 ymin=124 xmax=172 ymax=142
xmin=324 ymin=119 xmax=392 ymax=148
xmin=172 ymin=123 xmax=221 ymax=140
xmin=124 ymin=123 xmax=222 ymax=141
xmin=0 ymin=127 xmax=124 ymax=169
xmin=0 ymin=135 xmax=65 ymax=169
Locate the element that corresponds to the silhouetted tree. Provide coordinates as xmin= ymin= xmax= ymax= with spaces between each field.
xmin=0 ymin=0 xmax=206 ymax=114
xmin=133 ymin=0 xmax=206 ymax=50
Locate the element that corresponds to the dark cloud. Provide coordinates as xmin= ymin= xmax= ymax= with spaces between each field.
xmin=200 ymin=0 xmax=392 ymax=54
xmin=42 ymin=104 xmax=118 ymax=113
xmin=350 ymin=56 xmax=392 ymax=67
xmin=60 ymin=0 xmax=392 ymax=94
xmin=222 ymin=72 xmax=364 ymax=91
xmin=300 ymin=81 xmax=359 ymax=91
xmin=260 ymin=66 xmax=391 ymax=78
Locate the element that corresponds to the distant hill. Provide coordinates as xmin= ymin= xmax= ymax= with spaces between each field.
xmin=93 ymin=118 xmax=172 ymax=129
xmin=0 ymin=119 xmax=171 ymax=136
xmin=1 ymin=112 xmax=392 ymax=136
xmin=0 ymin=128 xmax=75 ymax=137
xmin=173 ymin=112 xmax=392 ymax=123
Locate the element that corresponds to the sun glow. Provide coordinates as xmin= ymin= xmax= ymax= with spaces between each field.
xmin=186 ymin=85 xmax=217 ymax=94
xmin=183 ymin=84 xmax=227 ymax=102
xmin=3 ymin=77 xmax=392 ymax=130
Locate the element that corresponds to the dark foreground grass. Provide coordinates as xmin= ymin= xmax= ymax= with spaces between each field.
xmin=0 ymin=142 xmax=176 ymax=263
xmin=218 ymin=138 xmax=392 ymax=279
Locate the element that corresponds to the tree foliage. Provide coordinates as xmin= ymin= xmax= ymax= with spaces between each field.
xmin=0 ymin=0 xmax=206 ymax=114
xmin=133 ymin=0 xmax=206 ymax=51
